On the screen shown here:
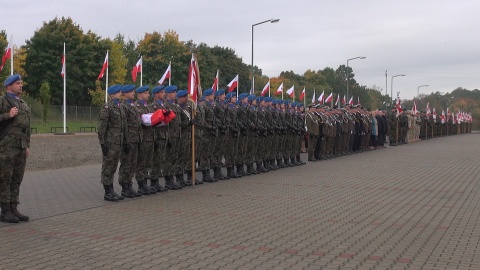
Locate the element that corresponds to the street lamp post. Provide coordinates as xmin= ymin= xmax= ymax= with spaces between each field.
xmin=391 ymin=74 xmax=405 ymax=105
xmin=251 ymin=18 xmax=280 ymax=94
xmin=417 ymin=84 xmax=429 ymax=97
xmin=346 ymin=56 xmax=366 ymax=104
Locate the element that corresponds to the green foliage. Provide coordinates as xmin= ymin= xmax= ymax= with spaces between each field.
xmin=88 ymin=81 xmax=106 ymax=107
xmin=39 ymin=81 xmax=51 ymax=125
xmin=0 ymin=30 xmax=11 ymax=84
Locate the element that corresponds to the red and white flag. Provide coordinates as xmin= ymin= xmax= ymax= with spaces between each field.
xmin=61 ymin=54 xmax=66 ymax=78
xmin=260 ymin=80 xmax=270 ymax=96
xmin=318 ymin=90 xmax=325 ymax=104
xmin=0 ymin=42 xmax=12 ymax=72
xmin=227 ymin=74 xmax=238 ymax=92
xmin=311 ymin=89 xmax=316 ymax=103
xmin=187 ymin=54 xmax=201 ymax=102
xmin=286 ymin=85 xmax=295 ymax=98
xmin=426 ymin=103 xmax=431 ymax=116
xmin=212 ymin=70 xmax=219 ymax=91
xmin=131 ymin=57 xmax=142 ymax=82
xmin=432 ymin=107 xmax=437 ymax=120
xmin=299 ymin=87 xmax=305 ymax=101
xmin=97 ymin=51 xmax=108 ymax=80
xmin=335 ymin=94 xmax=339 ymax=106
xmin=348 ymin=96 xmax=354 ymax=106
xmin=342 ymin=95 xmax=346 ymax=105
xmin=357 ymin=96 xmax=361 ymax=105
xmin=158 ymin=63 xmax=171 ymax=85
xmin=275 ymin=82 xmax=284 ymax=96
xmin=324 ymin=92 xmax=333 ymax=103
xmin=396 ymin=97 xmax=402 ymax=114
xmin=412 ymin=100 xmax=417 ymax=114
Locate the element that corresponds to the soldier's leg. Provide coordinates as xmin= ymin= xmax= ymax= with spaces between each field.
xmin=119 ymin=145 xmax=134 ymax=198
xmin=101 ymin=143 xmax=122 ymax=201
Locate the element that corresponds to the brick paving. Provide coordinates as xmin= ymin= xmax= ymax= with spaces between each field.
xmin=0 ymin=133 xmax=479 ymax=269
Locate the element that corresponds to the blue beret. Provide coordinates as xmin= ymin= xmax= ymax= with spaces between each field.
xmin=200 ymin=95 xmax=205 ymax=101
xmin=291 ymin=102 xmax=297 ymax=107
xmin=177 ymin=90 xmax=188 ymax=98
xmin=264 ymin=97 xmax=273 ymax=102
xmin=226 ymin=92 xmax=236 ymax=99
xmin=284 ymin=100 xmax=290 ymax=105
xmin=238 ymin=93 xmax=249 ymax=100
xmin=152 ymin=85 xmax=165 ymax=94
xmin=298 ymin=103 xmax=303 ymax=107
xmin=272 ymin=99 xmax=277 ymax=105
xmin=165 ymin=85 xmax=178 ymax=93
xmin=203 ymin=89 xmax=214 ymax=96
xmin=107 ymin=84 xmax=122 ymax=95
xmin=215 ymin=89 xmax=225 ymax=97
xmin=121 ymin=84 xmax=135 ymax=93
xmin=4 ymin=74 xmax=21 ymax=87
xmin=248 ymin=94 xmax=256 ymax=102
xmin=136 ymin=85 xmax=149 ymax=93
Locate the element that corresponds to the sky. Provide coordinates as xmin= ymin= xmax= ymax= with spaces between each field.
xmin=2 ymin=0 xmax=480 ymax=99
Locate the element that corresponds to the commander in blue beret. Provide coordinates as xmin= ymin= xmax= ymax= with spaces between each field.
xmin=0 ymin=74 xmax=31 ymax=223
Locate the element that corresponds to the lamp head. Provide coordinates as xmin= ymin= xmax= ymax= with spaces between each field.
xmin=270 ymin=19 xmax=280 ymax=23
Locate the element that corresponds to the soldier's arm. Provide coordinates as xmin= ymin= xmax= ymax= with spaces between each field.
xmin=97 ymin=105 xmax=110 ymax=145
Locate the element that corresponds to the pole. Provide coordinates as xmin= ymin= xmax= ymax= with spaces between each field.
xmin=140 ymin=56 xmax=143 ymax=87
xmin=191 ymin=105 xmax=196 ymax=188
xmin=346 ymin=62 xmax=349 ymax=103
xmin=105 ymin=50 xmax=109 ymax=103
xmin=385 ymin=70 xmax=387 ymax=109
xmin=169 ymin=60 xmax=172 ymax=86
xmin=251 ymin=24 xmax=254 ymax=94
xmin=10 ymin=35 xmax=13 ymax=75
xmin=63 ymin=42 xmax=67 ymax=133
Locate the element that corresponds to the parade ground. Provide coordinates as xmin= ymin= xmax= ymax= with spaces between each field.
xmin=0 ymin=133 xmax=479 ymax=270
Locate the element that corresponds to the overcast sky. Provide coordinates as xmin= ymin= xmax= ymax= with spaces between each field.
xmin=2 ymin=0 xmax=479 ymax=99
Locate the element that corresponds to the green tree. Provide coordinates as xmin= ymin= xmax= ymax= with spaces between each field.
xmin=88 ymin=80 xmax=106 ymax=106
xmin=38 ymin=81 xmax=51 ymax=125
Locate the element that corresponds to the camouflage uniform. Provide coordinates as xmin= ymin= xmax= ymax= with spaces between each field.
xmin=119 ymin=100 xmax=142 ymax=187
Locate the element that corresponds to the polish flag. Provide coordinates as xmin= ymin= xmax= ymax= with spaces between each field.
xmin=342 ymin=95 xmax=346 ymax=105
xmin=227 ymin=74 xmax=238 ymax=92
xmin=335 ymin=94 xmax=339 ymax=106
xmin=324 ymin=92 xmax=333 ymax=103
xmin=348 ymin=96 xmax=354 ymax=106
xmin=299 ymin=87 xmax=305 ymax=101
xmin=275 ymin=82 xmax=284 ymax=96
xmin=395 ymin=98 xmax=402 ymax=114
xmin=433 ymin=107 xmax=437 ymax=120
xmin=311 ymin=89 xmax=316 ymax=104
xmin=357 ymin=96 xmax=361 ymax=105
xmin=212 ymin=70 xmax=219 ymax=91
xmin=318 ymin=90 xmax=324 ymax=104
xmin=260 ymin=80 xmax=270 ymax=96
xmin=0 ymin=42 xmax=11 ymax=72
xmin=131 ymin=57 xmax=142 ymax=82
xmin=187 ymin=54 xmax=201 ymax=102
xmin=412 ymin=100 xmax=417 ymax=115
xmin=141 ymin=109 xmax=176 ymax=126
xmin=97 ymin=51 xmax=108 ymax=80
xmin=61 ymin=54 xmax=66 ymax=78
xmin=158 ymin=63 xmax=171 ymax=85
xmin=286 ymin=85 xmax=295 ymax=98
xmin=426 ymin=103 xmax=431 ymax=116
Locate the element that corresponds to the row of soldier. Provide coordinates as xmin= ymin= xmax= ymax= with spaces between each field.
xmin=98 ymin=85 xmax=307 ymax=202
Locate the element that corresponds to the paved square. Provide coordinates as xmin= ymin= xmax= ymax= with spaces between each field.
xmin=0 ymin=133 xmax=479 ymax=269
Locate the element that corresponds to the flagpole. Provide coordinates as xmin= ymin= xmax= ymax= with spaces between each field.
xmin=10 ymin=35 xmax=14 ymax=75
xmin=105 ymin=50 xmax=109 ymax=103
xmin=237 ymin=76 xmax=239 ymax=97
xmin=63 ymin=42 xmax=67 ymax=133
xmin=293 ymin=85 xmax=295 ymax=102
xmin=268 ymin=79 xmax=271 ymax=97
xmin=140 ymin=56 xmax=143 ymax=87
xmin=169 ymin=60 xmax=171 ymax=86
xmin=331 ymin=93 xmax=334 ymax=107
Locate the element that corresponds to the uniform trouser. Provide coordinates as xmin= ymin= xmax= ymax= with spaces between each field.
xmin=180 ymin=132 xmax=192 ymax=173
xmin=308 ymin=135 xmax=318 ymax=160
xmin=150 ymin=140 xmax=166 ymax=178
xmin=101 ymin=143 xmax=121 ymax=185
xmin=0 ymin=147 xmax=26 ymax=204
xmin=277 ymin=133 xmax=286 ymax=159
xmin=212 ymin=134 xmax=226 ymax=167
xmin=256 ymin=136 xmax=267 ymax=163
xmin=237 ymin=134 xmax=248 ymax=165
xmin=199 ymin=134 xmax=216 ymax=170
xmin=224 ymin=135 xmax=238 ymax=167
xmin=342 ymin=133 xmax=349 ymax=152
xmin=334 ymin=135 xmax=341 ymax=155
xmin=266 ymin=133 xmax=275 ymax=160
xmin=119 ymin=142 xmax=139 ymax=184
xmin=137 ymin=140 xmax=155 ymax=181
xmin=164 ymin=137 xmax=181 ymax=176
xmin=349 ymin=133 xmax=355 ymax=151
xmin=271 ymin=134 xmax=279 ymax=159
xmin=246 ymin=133 xmax=258 ymax=164
xmin=296 ymin=134 xmax=302 ymax=156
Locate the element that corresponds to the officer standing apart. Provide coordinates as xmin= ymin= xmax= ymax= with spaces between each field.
xmin=0 ymin=74 xmax=30 ymax=223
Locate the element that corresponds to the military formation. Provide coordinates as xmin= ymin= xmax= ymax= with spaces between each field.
xmin=97 ymin=85 xmax=310 ymax=202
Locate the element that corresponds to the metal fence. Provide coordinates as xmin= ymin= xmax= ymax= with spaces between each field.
xmin=30 ymin=105 xmax=101 ymax=123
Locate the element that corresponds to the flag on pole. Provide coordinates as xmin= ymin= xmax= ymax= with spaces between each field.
xmin=131 ymin=57 xmax=142 ymax=82
xmin=275 ymin=82 xmax=284 ymax=96
xmin=61 ymin=53 xmax=66 ymax=78
xmin=286 ymin=85 xmax=295 ymax=98
xmin=426 ymin=103 xmax=431 ymax=116
xmin=260 ymin=80 xmax=270 ymax=96
xmin=311 ymin=89 xmax=316 ymax=104
xmin=158 ymin=63 xmax=171 ymax=85
xmin=348 ymin=96 xmax=354 ymax=106
xmin=187 ymin=54 xmax=201 ymax=102
xmin=357 ymin=96 xmax=361 ymax=105
xmin=299 ymin=87 xmax=305 ymax=101
xmin=412 ymin=100 xmax=417 ymax=114
xmin=227 ymin=74 xmax=239 ymax=92
xmin=324 ymin=92 xmax=333 ymax=103
xmin=433 ymin=107 xmax=437 ymax=120
xmin=0 ymin=42 xmax=11 ymax=72
xmin=335 ymin=94 xmax=339 ymax=106
xmin=97 ymin=51 xmax=108 ymax=80
xmin=395 ymin=97 xmax=402 ymax=114
xmin=342 ymin=95 xmax=346 ymax=105
xmin=212 ymin=70 xmax=219 ymax=91
xmin=318 ymin=90 xmax=325 ymax=104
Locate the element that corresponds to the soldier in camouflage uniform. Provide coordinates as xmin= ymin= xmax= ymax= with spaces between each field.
xmin=306 ymin=104 xmax=319 ymax=161
xmin=176 ymin=90 xmax=195 ymax=186
xmin=212 ymin=90 xmax=228 ymax=180
xmin=255 ymin=97 xmax=269 ymax=172
xmin=0 ymin=74 xmax=30 ymax=223
xmin=199 ymin=89 xmax=218 ymax=182
xmin=224 ymin=92 xmax=240 ymax=178
xmin=246 ymin=95 xmax=260 ymax=174
xmin=264 ymin=97 xmax=278 ymax=169
xmin=118 ymin=85 xmax=142 ymax=198
xmin=235 ymin=93 xmax=250 ymax=176
xmin=98 ymin=84 xmax=128 ymax=202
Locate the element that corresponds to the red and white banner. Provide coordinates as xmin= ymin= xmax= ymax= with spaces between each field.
xmin=141 ymin=109 xmax=176 ymax=126
xmin=61 ymin=54 xmax=66 ymax=78
xmin=97 ymin=51 xmax=108 ymax=80
xmin=299 ymin=87 xmax=305 ymax=101
xmin=158 ymin=63 xmax=171 ymax=85
xmin=335 ymin=94 xmax=339 ymax=106
xmin=348 ymin=96 xmax=354 ymax=106
xmin=187 ymin=54 xmax=201 ymax=102
xmin=426 ymin=102 xmax=431 ymax=116
xmin=396 ymin=97 xmax=402 ymax=114
xmin=212 ymin=70 xmax=219 ymax=91
xmin=412 ymin=100 xmax=417 ymax=115
xmin=318 ymin=90 xmax=325 ymax=104
xmin=227 ymin=74 xmax=238 ymax=92
xmin=342 ymin=95 xmax=346 ymax=105
xmin=131 ymin=57 xmax=142 ymax=82
xmin=286 ymin=85 xmax=295 ymax=98
xmin=311 ymin=89 xmax=316 ymax=104
xmin=0 ymin=42 xmax=11 ymax=72
xmin=260 ymin=80 xmax=270 ymax=96
xmin=324 ymin=92 xmax=333 ymax=103
xmin=275 ymin=82 xmax=284 ymax=96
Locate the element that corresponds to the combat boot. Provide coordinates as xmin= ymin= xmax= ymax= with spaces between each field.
xmin=110 ymin=184 xmax=124 ymax=200
xmin=121 ymin=182 xmax=135 ymax=198
xmin=263 ymin=160 xmax=272 ymax=171
xmin=284 ymin=158 xmax=292 ymax=167
xmin=209 ymin=169 xmax=219 ymax=182
xmin=277 ymin=158 xmax=285 ymax=168
xmin=256 ymin=162 xmax=267 ymax=173
xmin=246 ymin=163 xmax=256 ymax=174
xmin=1 ymin=203 xmax=19 ymax=223
xmin=296 ymin=155 xmax=306 ymax=165
xmin=150 ymin=178 xmax=167 ymax=193
xmin=145 ymin=180 xmax=158 ymax=194
xmin=9 ymin=203 xmax=28 ymax=222
xmin=226 ymin=167 xmax=238 ymax=178
xmin=187 ymin=170 xmax=202 ymax=185
xmin=128 ymin=182 xmax=142 ymax=197
xmin=236 ymin=164 xmax=245 ymax=177
xmin=214 ymin=167 xmax=227 ymax=180
xmin=175 ymin=174 xmax=186 ymax=188
xmin=137 ymin=180 xmax=152 ymax=195
xmin=202 ymin=170 xmax=214 ymax=183
xmin=103 ymin=185 xmax=119 ymax=202
xmin=270 ymin=159 xmax=278 ymax=170
xmin=164 ymin=176 xmax=178 ymax=190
